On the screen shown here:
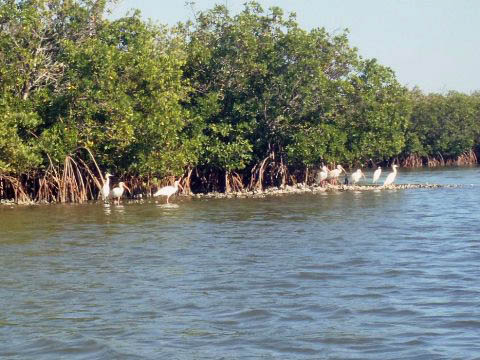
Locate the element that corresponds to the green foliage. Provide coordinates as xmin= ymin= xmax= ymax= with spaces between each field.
xmin=184 ymin=2 xmax=411 ymax=170
xmin=0 ymin=0 xmax=479 ymax=193
xmin=0 ymin=99 xmax=42 ymax=172
xmin=1 ymin=0 xmax=193 ymax=178
xmin=406 ymin=90 xmax=480 ymax=158
xmin=286 ymin=124 xmax=348 ymax=166
xmin=44 ymin=12 xmax=192 ymax=176
xmin=339 ymin=59 xmax=411 ymax=163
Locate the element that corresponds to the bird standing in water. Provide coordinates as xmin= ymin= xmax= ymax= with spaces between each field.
xmin=110 ymin=182 xmax=130 ymax=205
xmin=101 ymin=172 xmax=113 ymax=201
xmin=372 ymin=166 xmax=382 ymax=184
xmin=154 ymin=179 xmax=182 ymax=204
xmin=316 ymin=166 xmax=329 ymax=186
xmin=351 ymin=169 xmax=366 ymax=184
xmin=327 ymin=165 xmax=345 ymax=185
xmin=383 ymin=165 xmax=398 ymax=186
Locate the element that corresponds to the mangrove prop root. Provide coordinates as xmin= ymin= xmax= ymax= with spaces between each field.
xmin=401 ymin=150 xmax=478 ymax=168
xmin=1 ymin=147 xmax=478 ymax=204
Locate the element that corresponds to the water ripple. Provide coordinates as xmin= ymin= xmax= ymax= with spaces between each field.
xmin=2 ymin=167 xmax=480 ymax=359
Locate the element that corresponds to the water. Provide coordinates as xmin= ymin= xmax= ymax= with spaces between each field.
xmin=1 ymin=167 xmax=480 ymax=359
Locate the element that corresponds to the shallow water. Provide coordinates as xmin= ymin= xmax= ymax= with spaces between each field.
xmin=1 ymin=167 xmax=480 ymax=359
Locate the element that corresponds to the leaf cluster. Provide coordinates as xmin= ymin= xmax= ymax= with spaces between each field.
xmin=1 ymin=0 xmax=479 ymax=189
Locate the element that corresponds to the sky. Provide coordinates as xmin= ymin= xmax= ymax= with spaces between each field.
xmin=110 ymin=0 xmax=480 ymax=94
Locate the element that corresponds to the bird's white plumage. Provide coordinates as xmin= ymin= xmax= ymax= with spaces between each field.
xmin=327 ymin=165 xmax=344 ymax=184
xmin=154 ymin=180 xmax=181 ymax=204
xmin=372 ymin=167 xmax=382 ymax=184
xmin=110 ymin=181 xmax=130 ymax=204
xmin=101 ymin=172 xmax=112 ymax=200
xmin=317 ymin=166 xmax=329 ymax=185
xmin=383 ymin=165 xmax=398 ymax=186
xmin=351 ymin=169 xmax=365 ymax=184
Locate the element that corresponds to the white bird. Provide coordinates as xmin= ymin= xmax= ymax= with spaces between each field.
xmin=327 ymin=165 xmax=345 ymax=185
xmin=110 ymin=181 xmax=130 ymax=205
xmin=101 ymin=172 xmax=113 ymax=201
xmin=351 ymin=169 xmax=366 ymax=184
xmin=383 ymin=165 xmax=398 ymax=187
xmin=316 ymin=166 xmax=329 ymax=186
xmin=372 ymin=166 xmax=382 ymax=184
xmin=154 ymin=179 xmax=182 ymax=204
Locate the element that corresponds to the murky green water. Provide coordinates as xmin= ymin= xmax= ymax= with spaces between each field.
xmin=1 ymin=167 xmax=480 ymax=359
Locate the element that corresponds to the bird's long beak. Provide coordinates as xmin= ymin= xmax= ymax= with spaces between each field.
xmin=124 ymin=184 xmax=131 ymax=193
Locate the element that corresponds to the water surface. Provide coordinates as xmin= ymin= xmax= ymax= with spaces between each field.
xmin=1 ymin=167 xmax=480 ymax=359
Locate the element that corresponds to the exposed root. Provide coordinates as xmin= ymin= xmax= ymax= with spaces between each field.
xmin=182 ymin=168 xmax=194 ymax=195
xmin=402 ymin=150 xmax=478 ymax=168
xmin=401 ymin=154 xmax=424 ymax=168
xmin=225 ymin=171 xmax=244 ymax=193
xmin=0 ymin=175 xmax=31 ymax=204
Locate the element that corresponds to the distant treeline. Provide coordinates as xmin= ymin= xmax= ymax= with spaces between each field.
xmin=1 ymin=0 xmax=479 ymax=201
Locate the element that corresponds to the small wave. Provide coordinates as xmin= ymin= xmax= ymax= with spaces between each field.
xmin=320 ymin=335 xmax=376 ymax=345
xmin=302 ymin=263 xmax=342 ymax=270
xmin=211 ymin=319 xmax=239 ymax=326
xmin=226 ymin=308 xmax=274 ymax=320
xmin=339 ymin=293 xmax=386 ymax=300
xmin=199 ymin=286 xmax=241 ymax=292
xmin=8 ymin=336 xmax=124 ymax=359
xmin=359 ymin=306 xmax=419 ymax=317
xmin=399 ymin=339 xmax=427 ymax=346
xmin=166 ymin=303 xmax=202 ymax=311
xmin=156 ymin=203 xmax=179 ymax=209
xmin=261 ymin=280 xmax=298 ymax=289
xmin=276 ymin=346 xmax=319 ymax=355
xmin=280 ymin=314 xmax=314 ymax=322
xmin=300 ymin=304 xmax=339 ymax=313
xmin=181 ymin=328 xmax=215 ymax=337
xmin=445 ymin=320 xmax=480 ymax=329
xmin=293 ymin=271 xmax=345 ymax=280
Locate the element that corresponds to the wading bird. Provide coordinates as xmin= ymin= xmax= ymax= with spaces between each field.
xmin=372 ymin=166 xmax=382 ymax=184
xmin=154 ymin=179 xmax=182 ymax=204
xmin=316 ymin=165 xmax=329 ymax=186
xmin=101 ymin=172 xmax=113 ymax=201
xmin=110 ymin=182 xmax=130 ymax=205
xmin=383 ymin=165 xmax=398 ymax=187
xmin=351 ymin=169 xmax=366 ymax=184
xmin=327 ymin=165 xmax=345 ymax=185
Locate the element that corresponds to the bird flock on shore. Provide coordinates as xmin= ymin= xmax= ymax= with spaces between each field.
xmin=101 ymin=174 xmax=182 ymax=205
xmin=101 ymin=164 xmax=399 ymax=204
xmin=315 ymin=164 xmax=399 ymax=188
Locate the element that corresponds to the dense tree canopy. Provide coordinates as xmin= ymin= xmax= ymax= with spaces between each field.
xmin=406 ymin=90 xmax=480 ymax=158
xmin=1 ymin=1 xmax=479 ymax=201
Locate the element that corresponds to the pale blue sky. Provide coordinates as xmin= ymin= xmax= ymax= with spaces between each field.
xmin=110 ymin=0 xmax=480 ymax=94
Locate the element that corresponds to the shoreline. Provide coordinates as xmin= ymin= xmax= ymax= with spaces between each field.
xmin=0 ymin=183 xmax=458 ymax=206
xmin=191 ymin=182 xmax=452 ymax=199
